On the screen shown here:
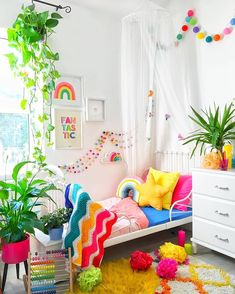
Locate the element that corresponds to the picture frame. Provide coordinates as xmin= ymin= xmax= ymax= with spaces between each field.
xmin=86 ymin=98 xmax=106 ymax=122
xmin=52 ymin=75 xmax=84 ymax=108
xmin=53 ymin=107 xmax=83 ymax=149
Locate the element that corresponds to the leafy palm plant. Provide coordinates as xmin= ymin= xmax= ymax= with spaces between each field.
xmin=0 ymin=161 xmax=60 ymax=243
xmin=183 ymin=102 xmax=235 ymax=157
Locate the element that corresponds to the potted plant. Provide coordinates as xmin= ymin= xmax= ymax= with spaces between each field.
xmin=0 ymin=161 xmax=60 ymax=264
xmin=183 ymin=102 xmax=235 ymax=163
xmin=40 ymin=208 xmax=72 ymax=241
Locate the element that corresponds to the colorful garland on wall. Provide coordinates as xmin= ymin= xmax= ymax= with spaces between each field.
xmin=176 ymin=9 xmax=235 ymax=43
xmin=60 ymin=131 xmax=133 ymax=174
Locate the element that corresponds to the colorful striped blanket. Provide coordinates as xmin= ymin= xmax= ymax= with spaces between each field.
xmin=64 ymin=184 xmax=117 ymax=269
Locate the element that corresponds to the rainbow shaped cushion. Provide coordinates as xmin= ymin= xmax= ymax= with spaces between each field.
xmin=116 ymin=177 xmax=143 ymax=203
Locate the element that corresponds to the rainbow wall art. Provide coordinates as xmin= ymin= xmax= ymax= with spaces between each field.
xmin=54 ymin=82 xmax=76 ymax=101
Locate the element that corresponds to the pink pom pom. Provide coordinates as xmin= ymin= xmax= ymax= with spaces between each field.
xmin=130 ymin=251 xmax=153 ymax=271
xmin=156 ymin=258 xmax=178 ymax=279
xmin=187 ymin=10 xmax=194 ymax=17
xmin=224 ymin=27 xmax=232 ymax=35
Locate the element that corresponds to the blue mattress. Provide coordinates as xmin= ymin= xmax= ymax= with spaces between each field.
xmin=141 ymin=207 xmax=192 ymax=227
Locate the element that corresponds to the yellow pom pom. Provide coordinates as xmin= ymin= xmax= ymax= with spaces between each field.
xmin=197 ymin=32 xmax=205 ymax=40
xmin=159 ymin=242 xmax=187 ymax=263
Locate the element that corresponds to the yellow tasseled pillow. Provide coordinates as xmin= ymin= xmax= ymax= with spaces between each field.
xmin=149 ymin=168 xmax=180 ymax=210
xmin=136 ymin=173 xmax=169 ymax=210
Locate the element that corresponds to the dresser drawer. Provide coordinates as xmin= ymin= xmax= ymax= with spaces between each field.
xmin=193 ymin=171 xmax=235 ymax=201
xmin=193 ymin=217 xmax=235 ymax=254
xmin=193 ymin=194 xmax=235 ymax=228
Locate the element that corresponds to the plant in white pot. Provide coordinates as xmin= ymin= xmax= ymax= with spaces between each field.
xmin=0 ymin=161 xmax=60 ymax=264
xmin=40 ymin=208 xmax=72 ymax=241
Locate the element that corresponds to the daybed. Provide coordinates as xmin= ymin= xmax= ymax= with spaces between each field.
xmin=35 ymin=172 xmax=192 ymax=255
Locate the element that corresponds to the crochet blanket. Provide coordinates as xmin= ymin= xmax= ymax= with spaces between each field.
xmin=64 ymin=184 xmax=117 ymax=269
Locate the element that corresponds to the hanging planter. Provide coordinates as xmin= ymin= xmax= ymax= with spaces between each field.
xmin=6 ymin=4 xmax=62 ymax=162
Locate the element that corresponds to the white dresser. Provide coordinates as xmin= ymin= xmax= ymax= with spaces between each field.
xmin=191 ymin=168 xmax=235 ymax=259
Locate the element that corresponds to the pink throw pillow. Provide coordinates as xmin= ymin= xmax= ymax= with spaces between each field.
xmin=141 ymin=168 xmax=150 ymax=182
xmin=171 ymin=175 xmax=192 ymax=211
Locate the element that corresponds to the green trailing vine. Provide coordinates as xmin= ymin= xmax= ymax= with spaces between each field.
xmin=6 ymin=4 xmax=62 ymax=163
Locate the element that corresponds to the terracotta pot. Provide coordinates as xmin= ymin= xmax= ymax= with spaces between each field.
xmin=2 ymin=234 xmax=30 ymax=264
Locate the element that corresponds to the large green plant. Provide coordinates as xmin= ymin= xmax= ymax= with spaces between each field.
xmin=0 ymin=161 xmax=60 ymax=243
xmin=6 ymin=4 xmax=62 ymax=162
xmin=183 ymin=102 xmax=235 ymax=157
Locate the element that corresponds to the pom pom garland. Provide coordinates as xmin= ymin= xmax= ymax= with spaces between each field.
xmin=176 ymin=9 xmax=235 ymax=44
xmin=130 ymin=251 xmax=153 ymax=271
xmin=156 ymin=258 xmax=178 ymax=279
xmin=77 ymin=266 xmax=102 ymax=292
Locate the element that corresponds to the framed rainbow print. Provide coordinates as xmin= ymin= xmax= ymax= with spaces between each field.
xmin=53 ymin=76 xmax=84 ymax=107
xmin=54 ymin=107 xmax=83 ymax=149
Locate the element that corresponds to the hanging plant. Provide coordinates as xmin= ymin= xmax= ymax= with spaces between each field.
xmin=6 ymin=4 xmax=62 ymax=162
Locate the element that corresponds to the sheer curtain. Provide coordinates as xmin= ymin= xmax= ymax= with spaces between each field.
xmin=121 ymin=1 xmax=197 ymax=175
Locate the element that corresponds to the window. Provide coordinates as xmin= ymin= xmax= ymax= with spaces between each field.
xmin=0 ymin=28 xmax=29 ymax=177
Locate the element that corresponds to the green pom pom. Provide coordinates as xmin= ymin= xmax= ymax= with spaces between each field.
xmin=77 ymin=266 xmax=102 ymax=292
xmin=176 ymin=33 xmax=183 ymax=40
xmin=189 ymin=18 xmax=197 ymax=26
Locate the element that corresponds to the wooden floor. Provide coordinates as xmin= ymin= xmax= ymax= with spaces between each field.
xmin=1 ymin=225 xmax=234 ymax=293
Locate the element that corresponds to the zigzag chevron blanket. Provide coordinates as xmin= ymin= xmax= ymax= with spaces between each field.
xmin=64 ymin=184 xmax=117 ymax=269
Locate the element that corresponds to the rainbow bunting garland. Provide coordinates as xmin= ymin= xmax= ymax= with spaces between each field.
xmin=177 ymin=9 xmax=235 ymax=43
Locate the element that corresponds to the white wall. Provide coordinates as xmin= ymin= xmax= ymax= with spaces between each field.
xmin=168 ymin=0 xmax=235 ymax=108
xmin=0 ymin=0 xmax=127 ymax=200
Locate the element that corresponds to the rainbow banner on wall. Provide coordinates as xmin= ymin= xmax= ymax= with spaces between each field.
xmin=54 ymin=82 xmax=76 ymax=101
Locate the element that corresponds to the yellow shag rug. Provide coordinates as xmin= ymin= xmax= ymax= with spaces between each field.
xmin=73 ymin=258 xmax=159 ymax=294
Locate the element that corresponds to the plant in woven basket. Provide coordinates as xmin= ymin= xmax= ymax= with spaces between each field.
xmin=183 ymin=102 xmax=235 ymax=158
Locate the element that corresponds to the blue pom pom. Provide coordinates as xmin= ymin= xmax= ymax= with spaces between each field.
xmin=230 ymin=18 xmax=235 ymax=25
xmin=185 ymin=16 xmax=191 ymax=23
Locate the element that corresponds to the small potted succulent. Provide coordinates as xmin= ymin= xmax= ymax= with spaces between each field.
xmin=40 ymin=208 xmax=72 ymax=241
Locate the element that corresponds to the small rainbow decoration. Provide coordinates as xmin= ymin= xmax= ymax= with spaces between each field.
xmin=110 ymin=152 xmax=122 ymax=162
xmin=54 ymin=81 xmax=76 ymax=100
xmin=116 ymin=177 xmax=143 ymax=203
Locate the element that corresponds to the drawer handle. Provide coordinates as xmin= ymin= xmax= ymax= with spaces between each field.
xmin=214 ymin=235 xmax=229 ymax=243
xmin=215 ymin=210 xmax=230 ymax=217
xmin=214 ymin=185 xmax=230 ymax=191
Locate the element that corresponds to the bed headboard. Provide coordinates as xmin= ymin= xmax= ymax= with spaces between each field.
xmin=155 ymin=151 xmax=201 ymax=174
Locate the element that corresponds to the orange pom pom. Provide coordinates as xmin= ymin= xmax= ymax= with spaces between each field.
xmin=213 ymin=34 xmax=221 ymax=41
